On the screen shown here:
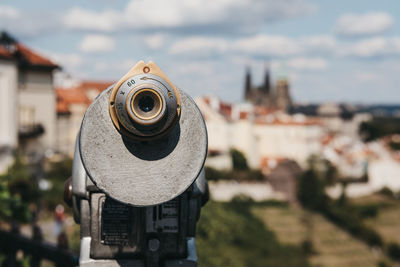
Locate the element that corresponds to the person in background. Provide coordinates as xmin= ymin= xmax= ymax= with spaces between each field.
xmin=54 ymin=204 xmax=65 ymax=236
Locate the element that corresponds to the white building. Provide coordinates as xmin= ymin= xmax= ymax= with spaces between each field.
xmin=0 ymin=31 xmax=59 ymax=172
xmin=196 ymin=96 xmax=324 ymax=171
xmin=0 ymin=46 xmax=18 ymax=172
xmin=56 ymin=81 xmax=113 ymax=156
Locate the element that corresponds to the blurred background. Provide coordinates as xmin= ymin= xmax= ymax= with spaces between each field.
xmin=1 ymin=0 xmax=400 ymax=266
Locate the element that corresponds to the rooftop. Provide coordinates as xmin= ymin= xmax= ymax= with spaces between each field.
xmin=0 ymin=31 xmax=59 ymax=69
xmin=56 ymin=81 xmax=114 ymax=114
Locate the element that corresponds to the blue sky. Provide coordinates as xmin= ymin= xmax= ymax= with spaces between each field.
xmin=1 ymin=0 xmax=400 ymax=104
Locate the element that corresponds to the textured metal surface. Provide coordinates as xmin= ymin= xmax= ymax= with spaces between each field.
xmin=79 ymin=87 xmax=207 ymax=206
xmin=72 ymin=134 xmax=87 ymax=197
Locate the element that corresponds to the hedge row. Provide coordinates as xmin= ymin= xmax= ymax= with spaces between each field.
xmin=204 ymin=166 xmax=264 ymax=182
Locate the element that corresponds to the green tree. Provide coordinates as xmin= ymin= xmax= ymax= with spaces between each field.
xmin=359 ymin=117 xmax=400 ymax=142
xmin=0 ymin=156 xmax=32 ymax=222
xmin=297 ymin=169 xmax=326 ymax=211
xmin=229 ymin=148 xmax=249 ymax=170
xmin=43 ymin=158 xmax=73 ymax=210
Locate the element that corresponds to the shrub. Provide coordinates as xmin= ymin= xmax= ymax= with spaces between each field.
xmin=43 ymin=158 xmax=73 ymax=210
xmin=387 ymin=242 xmax=400 ymax=261
xmin=378 ymin=187 xmax=394 ymax=198
xmin=359 ymin=117 xmax=400 ymax=142
xmin=377 ymin=260 xmax=390 ymax=267
xmin=301 ymin=240 xmax=315 ymax=255
xmin=0 ymin=156 xmax=32 ymax=222
xmin=322 ymin=204 xmax=382 ymax=247
xmin=353 ymin=205 xmax=378 ymax=218
xmin=297 ymin=169 xmax=326 ymax=211
xmin=389 ymin=141 xmax=400 ymax=151
xmin=229 ymin=148 xmax=249 ymax=170
xmin=204 ymin=167 xmax=264 ymax=182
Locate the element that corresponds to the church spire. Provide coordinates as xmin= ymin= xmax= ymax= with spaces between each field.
xmin=261 ymin=62 xmax=270 ymax=95
xmin=244 ymin=67 xmax=252 ymax=100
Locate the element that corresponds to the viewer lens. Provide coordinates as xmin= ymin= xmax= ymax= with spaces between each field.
xmin=138 ymin=96 xmax=154 ymax=112
xmin=130 ymin=88 xmax=164 ymax=123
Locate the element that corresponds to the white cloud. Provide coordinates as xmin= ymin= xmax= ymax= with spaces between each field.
xmin=339 ymin=37 xmax=400 ymax=58
xmin=287 ymin=57 xmax=327 ymax=70
xmin=0 ymin=7 xmax=62 ymax=37
xmin=124 ymin=0 xmax=316 ymax=29
xmin=168 ymin=33 xmax=400 ymax=60
xmin=94 ymin=59 xmax=136 ymax=73
xmin=64 ymin=7 xmax=120 ymax=32
xmin=169 ymin=61 xmax=215 ymax=76
xmin=79 ymin=34 xmax=115 ymax=53
xmin=169 ymin=34 xmax=338 ymax=58
xmin=334 ymin=12 xmax=395 ymax=37
xmin=169 ymin=34 xmax=304 ymax=57
xmin=63 ymin=0 xmax=316 ymax=34
xmin=0 ymin=5 xmax=20 ymax=18
xmin=48 ymin=52 xmax=84 ymax=69
xmin=342 ymin=37 xmax=387 ymax=57
xmin=300 ymin=35 xmax=337 ymax=53
xmin=169 ymin=37 xmax=228 ymax=55
xmin=354 ymin=72 xmax=380 ymax=83
xmin=144 ymin=34 xmax=167 ymax=50
xmin=233 ymin=34 xmax=300 ymax=56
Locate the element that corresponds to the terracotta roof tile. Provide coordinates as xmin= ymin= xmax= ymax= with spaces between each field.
xmin=239 ymin=111 xmax=249 ymax=120
xmin=56 ymin=100 xmax=70 ymax=114
xmin=0 ymin=46 xmax=13 ymax=59
xmin=15 ymin=43 xmax=58 ymax=68
xmin=80 ymin=81 xmax=114 ymax=93
xmin=219 ymin=102 xmax=232 ymax=119
xmin=56 ymin=80 xmax=114 ymax=113
xmin=254 ymin=118 xmax=322 ymax=126
xmin=56 ymin=87 xmax=90 ymax=113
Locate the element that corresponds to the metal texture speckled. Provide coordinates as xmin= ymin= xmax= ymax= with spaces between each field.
xmin=79 ymin=86 xmax=207 ymax=206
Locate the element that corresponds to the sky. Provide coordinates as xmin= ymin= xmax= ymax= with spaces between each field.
xmin=1 ymin=0 xmax=400 ymax=104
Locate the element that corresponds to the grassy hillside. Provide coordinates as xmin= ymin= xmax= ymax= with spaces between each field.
xmin=354 ymin=195 xmax=400 ymax=245
xmin=196 ymin=199 xmax=310 ymax=267
xmin=197 ymin=198 xmax=400 ymax=267
xmin=254 ymin=205 xmax=386 ymax=267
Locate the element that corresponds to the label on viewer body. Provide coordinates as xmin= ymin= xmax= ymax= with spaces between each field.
xmin=101 ymin=199 xmax=131 ymax=245
xmin=146 ymin=198 xmax=179 ymax=233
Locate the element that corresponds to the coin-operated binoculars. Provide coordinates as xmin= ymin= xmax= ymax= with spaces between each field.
xmin=65 ymin=61 xmax=208 ymax=267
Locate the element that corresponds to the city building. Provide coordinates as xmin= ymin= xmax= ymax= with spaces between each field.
xmin=196 ymin=96 xmax=323 ymax=171
xmin=0 ymin=31 xmax=59 ymax=172
xmin=56 ymin=81 xmax=113 ymax=156
xmin=244 ymin=68 xmax=292 ymax=110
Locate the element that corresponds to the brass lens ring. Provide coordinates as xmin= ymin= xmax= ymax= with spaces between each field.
xmin=125 ymin=84 xmax=167 ymax=126
xmin=131 ymin=88 xmax=163 ymax=121
xmin=109 ymin=64 xmax=181 ymax=139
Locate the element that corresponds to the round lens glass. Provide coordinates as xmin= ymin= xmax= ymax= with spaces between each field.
xmin=138 ymin=95 xmax=155 ymax=112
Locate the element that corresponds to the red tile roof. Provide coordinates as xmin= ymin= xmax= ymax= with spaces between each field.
xmin=254 ymin=118 xmax=321 ymax=126
xmin=56 ymin=87 xmax=90 ymax=114
xmin=56 ymin=99 xmax=70 ymax=114
xmin=239 ymin=111 xmax=249 ymax=120
xmin=80 ymin=81 xmax=114 ymax=93
xmin=219 ymin=102 xmax=232 ymax=119
xmin=0 ymin=31 xmax=59 ymax=68
xmin=56 ymin=81 xmax=114 ymax=113
xmin=254 ymin=106 xmax=281 ymax=116
xmin=15 ymin=43 xmax=58 ymax=68
xmin=0 ymin=46 xmax=13 ymax=60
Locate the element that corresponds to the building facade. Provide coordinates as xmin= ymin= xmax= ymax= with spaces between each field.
xmin=244 ymin=68 xmax=292 ymax=110
xmin=0 ymin=31 xmax=59 ymax=171
xmin=196 ymin=96 xmax=323 ymax=171
xmin=0 ymin=46 xmax=18 ymax=172
xmin=56 ymin=81 xmax=113 ymax=156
